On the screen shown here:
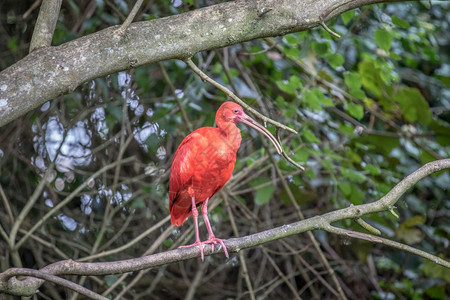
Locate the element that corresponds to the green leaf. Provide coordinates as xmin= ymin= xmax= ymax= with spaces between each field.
xmin=344 ymin=72 xmax=362 ymax=90
xmin=392 ymin=87 xmax=431 ymax=124
xmin=341 ymin=10 xmax=355 ymax=25
xmin=349 ymin=185 xmax=365 ymax=205
xmin=340 ymin=168 xmax=366 ymax=183
xmin=284 ymin=34 xmax=298 ymax=45
xmin=374 ymin=29 xmax=392 ymax=52
xmin=276 ymin=75 xmax=302 ymax=95
xmin=251 ymin=178 xmax=275 ymax=205
xmin=294 ymin=148 xmax=310 ymax=163
xmin=429 ymin=119 xmax=450 ymax=147
xmin=302 ymin=128 xmax=321 ymax=143
xmin=402 ymin=216 xmax=425 ymax=227
xmin=356 ymin=134 xmax=400 ymax=156
xmin=396 ymin=216 xmax=425 ymax=244
xmin=346 ymin=103 xmax=364 ymax=120
xmin=349 ymin=88 xmax=366 ymax=100
xmin=425 ymin=284 xmax=446 ymax=299
xmin=423 ymin=259 xmax=450 ymax=283
xmin=338 ymin=181 xmax=351 ymax=196
xmin=312 ymin=41 xmax=330 ymax=56
xmin=392 ymin=15 xmax=410 ymax=29
xmin=358 ymin=59 xmax=386 ymax=98
xmin=285 ymin=47 xmax=300 ymax=59
xmin=304 ymin=90 xmax=322 ymax=110
xmin=130 ymin=197 xmax=146 ymax=209
xmin=327 ymin=53 xmax=345 ymax=68
xmin=363 ymin=164 xmax=381 ymax=175
xmin=7 ymin=36 xmax=18 ymax=52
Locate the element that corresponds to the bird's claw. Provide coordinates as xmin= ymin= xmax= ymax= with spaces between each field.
xmin=180 ymin=241 xmax=206 ymax=261
xmin=180 ymin=238 xmax=229 ymax=261
xmin=203 ymin=237 xmax=229 ymax=259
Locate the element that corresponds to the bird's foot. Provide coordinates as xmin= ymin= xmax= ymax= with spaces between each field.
xmin=203 ymin=237 xmax=229 ymax=259
xmin=180 ymin=238 xmax=229 ymax=261
xmin=180 ymin=241 xmax=206 ymax=261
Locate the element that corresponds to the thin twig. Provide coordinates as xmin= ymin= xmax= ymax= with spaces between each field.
xmin=184 ymin=259 xmax=208 ymax=300
xmin=159 ymin=62 xmax=193 ymax=131
xmin=323 ymin=225 xmax=449 ymax=267
xmin=183 ymin=57 xmax=297 ymax=134
xmin=117 ymin=0 xmax=144 ymax=35
xmin=264 ymin=138 xmax=346 ymax=299
xmin=78 ymin=215 xmax=171 ymax=262
xmin=2 ymin=268 xmax=108 ymax=300
xmin=354 ymin=218 xmax=381 ymax=235
xmin=261 ymin=247 xmax=303 ymax=300
xmin=320 ymin=21 xmax=341 ymax=38
xmin=222 ymin=191 xmax=256 ymax=300
xmin=29 ymin=0 xmax=63 ymax=52
xmin=14 ymin=157 xmax=136 ymax=250
xmin=0 ymin=184 xmax=14 ymax=222
xmin=1 ymin=160 xmax=449 ymax=297
xmin=183 ymin=57 xmax=305 ymax=171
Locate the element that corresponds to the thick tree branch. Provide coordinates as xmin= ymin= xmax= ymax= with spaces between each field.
xmin=29 ymin=0 xmax=63 ymax=52
xmin=0 ymin=159 xmax=448 ymax=297
xmin=0 ymin=0 xmax=402 ymax=127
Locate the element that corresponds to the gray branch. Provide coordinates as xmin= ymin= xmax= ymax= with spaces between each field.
xmin=0 ymin=159 xmax=448 ymax=297
xmin=0 ymin=0 xmax=402 ymax=127
xmin=29 ymin=0 xmax=63 ymax=52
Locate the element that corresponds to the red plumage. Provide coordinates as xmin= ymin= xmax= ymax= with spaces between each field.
xmin=168 ymin=101 xmax=282 ymax=260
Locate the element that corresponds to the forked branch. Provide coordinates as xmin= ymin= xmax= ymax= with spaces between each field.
xmin=0 ymin=159 xmax=448 ymax=298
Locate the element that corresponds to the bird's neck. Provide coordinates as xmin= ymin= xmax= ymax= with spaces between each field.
xmin=217 ymin=122 xmax=242 ymax=152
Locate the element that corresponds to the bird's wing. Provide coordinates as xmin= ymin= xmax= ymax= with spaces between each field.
xmin=168 ymin=130 xmax=207 ymax=212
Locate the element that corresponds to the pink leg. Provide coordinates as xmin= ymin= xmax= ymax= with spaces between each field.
xmin=179 ymin=196 xmax=205 ymax=261
xmin=201 ymin=198 xmax=229 ymax=259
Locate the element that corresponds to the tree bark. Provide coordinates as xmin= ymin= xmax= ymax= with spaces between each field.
xmin=0 ymin=0 xmax=400 ymax=127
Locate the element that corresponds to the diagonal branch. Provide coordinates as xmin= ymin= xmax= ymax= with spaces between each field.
xmin=29 ymin=0 xmax=63 ymax=52
xmin=183 ymin=57 xmax=297 ymax=134
xmin=1 ymin=0 xmax=404 ymax=128
xmin=0 ymin=159 xmax=448 ymax=297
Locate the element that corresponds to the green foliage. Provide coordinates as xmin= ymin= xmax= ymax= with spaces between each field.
xmin=375 ymin=28 xmax=393 ymax=52
xmin=0 ymin=1 xmax=448 ymax=299
xmin=392 ymin=87 xmax=431 ymax=124
xmin=341 ymin=10 xmax=355 ymax=25
xmin=250 ymin=178 xmax=276 ymax=205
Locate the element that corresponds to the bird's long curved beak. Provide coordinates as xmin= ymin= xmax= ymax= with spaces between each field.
xmin=237 ymin=113 xmax=283 ymax=154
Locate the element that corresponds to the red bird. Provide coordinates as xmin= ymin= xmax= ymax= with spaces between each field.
xmin=169 ymin=102 xmax=282 ymax=260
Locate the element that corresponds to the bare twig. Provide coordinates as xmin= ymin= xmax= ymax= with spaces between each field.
xmin=323 ymin=225 xmax=448 ymax=267
xmin=222 ymin=191 xmax=256 ymax=300
xmin=1 ymin=159 xmax=448 ymax=297
xmin=264 ymin=138 xmax=346 ymax=299
xmin=1 ymin=268 xmax=107 ymax=300
xmin=29 ymin=0 xmax=62 ymax=52
xmin=354 ymin=217 xmax=381 ymax=235
xmin=183 ymin=57 xmax=297 ymax=134
xmin=320 ymin=21 xmax=341 ymax=38
xmin=183 ymin=57 xmax=306 ymax=171
xmin=0 ymin=184 xmax=14 ymax=222
xmin=117 ymin=0 xmax=144 ymax=35
xmin=159 ymin=62 xmax=193 ymax=131
xmin=14 ymin=157 xmax=136 ymax=250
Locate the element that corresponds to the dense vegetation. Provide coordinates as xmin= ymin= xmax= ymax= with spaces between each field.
xmin=0 ymin=1 xmax=448 ymax=299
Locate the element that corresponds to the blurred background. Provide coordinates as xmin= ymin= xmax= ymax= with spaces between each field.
xmin=0 ymin=0 xmax=449 ymax=299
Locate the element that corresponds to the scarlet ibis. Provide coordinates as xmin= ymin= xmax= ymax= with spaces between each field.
xmin=169 ymin=101 xmax=282 ymax=260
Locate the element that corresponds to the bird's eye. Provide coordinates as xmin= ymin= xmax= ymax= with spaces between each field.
xmin=233 ymin=109 xmax=239 ymax=114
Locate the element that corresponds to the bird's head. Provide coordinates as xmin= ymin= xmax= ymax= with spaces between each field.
xmin=217 ymin=101 xmax=283 ymax=154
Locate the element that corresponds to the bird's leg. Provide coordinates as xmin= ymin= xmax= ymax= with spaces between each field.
xmin=201 ymin=198 xmax=229 ymax=259
xmin=179 ymin=196 xmax=205 ymax=261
